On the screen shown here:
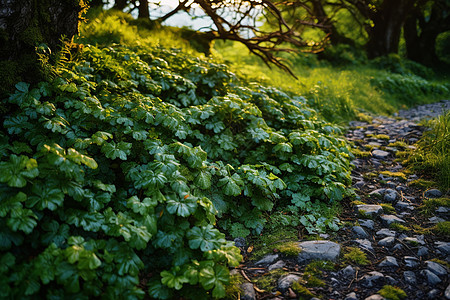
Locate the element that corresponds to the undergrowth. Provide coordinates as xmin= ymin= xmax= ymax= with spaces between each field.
xmin=406 ymin=112 xmax=450 ymax=193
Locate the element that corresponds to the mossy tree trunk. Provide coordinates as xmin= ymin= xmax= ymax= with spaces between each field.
xmin=0 ymin=0 xmax=86 ymax=96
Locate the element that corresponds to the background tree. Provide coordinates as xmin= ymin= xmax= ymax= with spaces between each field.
xmin=0 ymin=0 xmax=87 ymax=96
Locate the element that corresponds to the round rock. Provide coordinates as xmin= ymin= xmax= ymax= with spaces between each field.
xmin=424 ymin=189 xmax=442 ymax=198
xmin=422 ymin=269 xmax=442 ymax=285
xmin=378 ymin=236 xmax=395 ymax=247
xmin=426 ymin=260 xmax=448 ymax=277
xmin=277 ymin=274 xmax=300 ymax=292
xmin=372 ymin=149 xmax=390 ymax=159
xmin=380 ymin=214 xmax=405 ymax=226
xmin=403 ymin=270 xmax=416 ymax=285
xmin=240 ymin=282 xmax=256 ymax=300
xmin=297 ymin=240 xmax=341 ymax=263
xmin=353 ymin=226 xmax=369 ymax=238
xmin=378 ymin=256 xmax=398 ymax=268
xmin=357 ymin=205 xmax=383 ymax=217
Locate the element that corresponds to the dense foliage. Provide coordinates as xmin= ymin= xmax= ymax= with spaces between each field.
xmin=0 ymin=43 xmax=353 ymax=298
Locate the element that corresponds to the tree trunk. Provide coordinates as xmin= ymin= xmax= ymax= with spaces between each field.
xmin=138 ymin=0 xmax=149 ymax=18
xmin=365 ymin=0 xmax=416 ymax=58
xmin=0 ymin=0 xmax=85 ymax=95
xmin=404 ymin=0 xmax=450 ymax=66
xmin=113 ymin=0 xmax=128 ymax=11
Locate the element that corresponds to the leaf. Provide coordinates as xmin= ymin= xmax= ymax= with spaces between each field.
xmin=161 ymin=269 xmax=189 ymax=290
xmin=291 ymin=193 xmax=311 ymax=209
xmin=0 ymin=155 xmax=39 ymax=188
xmin=194 ymin=169 xmax=212 ymax=189
xmin=186 ymin=225 xmax=223 ymax=251
xmin=7 ymin=207 xmax=37 ymax=234
xmin=199 ymin=264 xmax=229 ymax=298
xmin=166 ymin=196 xmax=197 ymax=217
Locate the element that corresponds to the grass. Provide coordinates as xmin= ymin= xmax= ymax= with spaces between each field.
xmin=419 ymin=197 xmax=450 ymax=215
xmin=351 ymin=148 xmax=371 ymax=158
xmin=381 ymin=203 xmax=396 ymax=214
xmin=378 ymin=285 xmax=407 ymax=300
xmin=390 ymin=223 xmax=409 ymax=232
xmin=406 ymin=112 xmax=450 ymax=192
xmin=433 ymin=221 xmax=450 ymax=236
xmin=379 ymin=171 xmax=407 ymax=180
xmin=277 ymin=242 xmax=302 ymax=256
xmin=408 ymin=179 xmax=437 ymax=189
xmin=291 ymin=282 xmax=315 ymax=300
xmin=343 ymin=247 xmax=369 ymax=266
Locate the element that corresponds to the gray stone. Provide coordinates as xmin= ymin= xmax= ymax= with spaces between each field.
xmin=234 ymin=237 xmax=246 ymax=248
xmin=403 ymin=237 xmax=425 ymax=245
xmin=361 ymin=271 xmax=385 ymax=288
xmin=376 ymin=228 xmax=396 ymax=237
xmin=345 ymin=292 xmax=358 ymax=300
xmin=240 ymin=282 xmax=256 ymax=300
xmin=404 ymin=256 xmax=420 ymax=268
xmin=422 ymin=269 xmax=442 ymax=285
xmin=403 ymin=270 xmax=416 ymax=285
xmin=268 ymin=260 xmax=286 ymax=271
xmin=378 ymin=256 xmax=399 ymax=268
xmin=365 ymin=295 xmax=385 ymax=300
xmin=372 ymin=149 xmax=390 ymax=159
xmin=396 ymin=185 xmax=407 ymax=192
xmin=392 ymin=244 xmax=403 ymax=251
xmin=436 ymin=206 xmax=449 ymax=213
xmin=395 ymin=201 xmax=414 ymax=210
xmin=354 ymin=239 xmax=374 ymax=253
xmin=256 ymin=254 xmax=279 ymax=265
xmin=340 ymin=265 xmax=356 ymax=278
xmin=359 ymin=219 xmax=375 ymax=230
xmin=385 ymin=181 xmax=396 ymax=189
xmin=436 ymin=242 xmax=450 ymax=255
xmin=354 ymin=181 xmax=365 ymax=189
xmin=380 ymin=214 xmax=405 ymax=226
xmin=296 ymin=240 xmax=341 ymax=263
xmin=418 ymin=246 xmax=429 ymax=257
xmin=424 ymin=189 xmax=442 ymax=198
xmin=445 ymin=283 xmax=450 ymax=299
xmin=426 ymin=260 xmax=448 ymax=277
xmin=378 ymin=237 xmax=395 ymax=247
xmin=357 ymin=205 xmax=383 ymax=217
xmin=429 ymin=216 xmax=446 ymax=223
xmin=383 ymin=189 xmax=398 ymax=203
xmin=385 ymin=275 xmax=397 ymax=285
xmin=330 ymin=277 xmax=341 ymax=287
xmin=353 ymin=226 xmax=369 ymax=238
xmin=427 ymin=289 xmax=441 ymax=299
xmin=277 ymin=274 xmax=300 ymax=292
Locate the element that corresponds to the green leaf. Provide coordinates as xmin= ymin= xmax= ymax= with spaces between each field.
xmin=0 ymin=155 xmax=39 ymax=188
xmin=166 ymin=196 xmax=197 ymax=217
xmin=28 ymin=183 xmax=64 ymax=211
xmin=199 ymin=264 xmax=229 ymax=298
xmin=161 ymin=268 xmax=189 ymax=290
xmin=194 ymin=169 xmax=212 ymax=189
xmin=7 ymin=207 xmax=37 ymax=234
xmin=292 ymin=193 xmax=311 ymax=209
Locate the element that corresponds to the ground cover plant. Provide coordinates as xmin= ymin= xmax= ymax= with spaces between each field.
xmin=0 ymin=32 xmax=353 ymax=298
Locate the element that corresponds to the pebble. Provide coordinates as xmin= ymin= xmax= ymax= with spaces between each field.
xmin=427 ymin=289 xmax=441 ymax=299
xmin=277 ymin=274 xmax=300 ymax=292
xmin=354 ymin=239 xmax=374 ymax=253
xmin=395 ymin=201 xmax=414 ymax=210
xmin=361 ymin=271 xmax=385 ymax=288
xmin=422 ymin=269 xmax=442 ymax=285
xmin=372 ymin=149 xmax=390 ymax=159
xmin=404 ymin=256 xmax=420 ymax=268
xmin=376 ymin=228 xmax=396 ymax=237
xmin=445 ymin=283 xmax=450 ymax=299
xmin=424 ymin=189 xmax=443 ymax=198
xmin=378 ymin=256 xmax=398 ymax=268
xmin=296 ymin=240 xmax=341 ymax=263
xmin=352 ymin=226 xmax=369 ymax=238
xmin=403 ymin=270 xmax=417 ymax=285
xmin=436 ymin=242 xmax=450 ymax=255
xmin=356 ymin=204 xmax=383 ymax=216
xmin=340 ymin=265 xmax=356 ymax=278
xmin=255 ymin=254 xmax=279 ymax=266
xmin=418 ymin=246 xmax=429 ymax=257
xmin=268 ymin=260 xmax=286 ymax=271
xmin=364 ymin=295 xmax=385 ymax=300
xmin=383 ymin=189 xmax=398 ymax=202
xmin=240 ymin=282 xmax=256 ymax=300
xmin=359 ymin=219 xmax=375 ymax=230
xmin=379 ymin=214 xmax=405 ymax=225
xmin=345 ymin=292 xmax=358 ymax=300
xmin=369 ymin=189 xmax=386 ymax=198
xmin=426 ymin=260 xmax=448 ymax=277
xmin=378 ymin=236 xmax=395 ymax=247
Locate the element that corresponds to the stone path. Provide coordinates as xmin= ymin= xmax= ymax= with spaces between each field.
xmin=233 ymin=100 xmax=450 ymax=300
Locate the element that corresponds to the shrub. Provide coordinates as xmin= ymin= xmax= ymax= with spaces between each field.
xmin=0 ymin=42 xmax=352 ymax=298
